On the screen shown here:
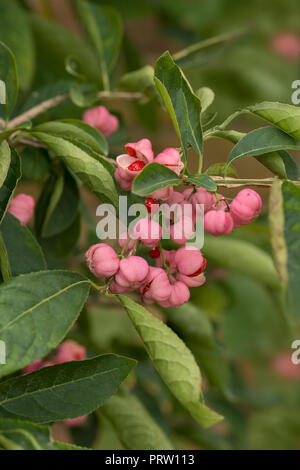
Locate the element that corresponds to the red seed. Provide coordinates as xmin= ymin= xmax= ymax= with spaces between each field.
xmin=127 ymin=160 xmax=145 ymax=171
xmin=149 ymin=246 xmax=161 ymax=259
xmin=145 ymin=197 xmax=159 ymax=213
xmin=188 ymin=257 xmax=207 ymax=277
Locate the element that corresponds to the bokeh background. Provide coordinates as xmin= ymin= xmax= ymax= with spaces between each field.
xmin=1 ymin=0 xmax=300 ymax=450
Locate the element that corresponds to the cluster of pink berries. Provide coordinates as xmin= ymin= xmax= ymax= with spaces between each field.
xmin=85 ymin=137 xmax=262 ymax=308
xmin=86 ymin=243 xmax=206 ymax=308
xmin=23 ymin=340 xmax=88 ymax=427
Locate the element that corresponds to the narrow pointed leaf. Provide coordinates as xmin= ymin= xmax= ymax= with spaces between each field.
xmin=117 ymin=295 xmax=223 ymax=428
xmin=0 ymin=270 xmax=90 ymax=377
xmin=203 ymin=235 xmax=280 ymax=288
xmin=0 ymin=418 xmax=52 ymax=450
xmin=0 ymin=354 xmax=136 ymax=423
xmin=102 ymin=391 xmax=173 ymax=450
xmin=248 ymin=101 xmax=300 ymax=142
xmin=34 ymin=119 xmax=108 ymax=156
xmin=187 ymin=174 xmax=217 ymax=191
xmin=0 ymin=146 xmax=21 ymax=224
xmin=31 ymin=131 xmax=118 ymax=208
xmin=226 ymin=127 xmax=300 ymax=169
xmin=282 ymin=182 xmax=300 ymax=321
xmin=0 ymin=140 xmax=10 ymax=188
xmin=269 ymin=180 xmax=287 ymax=284
xmin=155 ymin=51 xmax=202 ymax=161
xmin=132 ymin=162 xmax=180 ymax=196
xmin=0 ymin=212 xmax=46 ymax=277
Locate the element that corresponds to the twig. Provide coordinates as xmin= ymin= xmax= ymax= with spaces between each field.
xmin=210 ymin=176 xmax=300 ymax=188
xmin=6 ymin=91 xmax=145 ymax=130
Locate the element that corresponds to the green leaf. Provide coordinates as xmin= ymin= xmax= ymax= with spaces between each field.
xmin=0 ymin=418 xmax=52 ymax=450
xmin=0 ymin=140 xmax=11 ymax=188
xmin=30 ymin=16 xmax=100 ymax=86
xmin=117 ymin=295 xmax=223 ymax=428
xmin=53 ymin=441 xmax=91 ymax=450
xmin=173 ymin=30 xmax=244 ymax=70
xmin=118 ymin=65 xmax=160 ymax=103
xmin=282 ymin=182 xmax=300 ymax=321
xmin=218 ymin=125 xmax=298 ymax=180
xmin=154 ymin=51 xmax=202 ymax=161
xmin=76 ymin=0 xmax=123 ymax=90
xmin=164 ymin=304 xmax=231 ymax=397
xmin=221 ymin=275 xmax=290 ymax=360
xmin=70 ymin=81 xmax=99 ymax=108
xmin=0 ymin=270 xmax=90 ymax=377
xmin=21 ymin=147 xmax=49 ymax=181
xmin=36 ymin=168 xmax=79 ymax=238
xmin=226 ymin=127 xmax=300 ymax=175
xmin=0 ymin=0 xmax=34 ymax=93
xmin=102 ymin=390 xmax=173 ymax=450
xmin=132 ymin=162 xmax=180 ymax=197
xmin=0 ymin=41 xmax=18 ymax=119
xmin=0 ymin=146 xmax=21 ymax=224
xmin=186 ymin=174 xmax=217 ymax=191
xmin=279 ymin=150 xmax=299 ymax=181
xmin=0 ymin=212 xmax=46 ymax=278
xmin=31 ymin=131 xmax=118 ymax=208
xmin=269 ymin=179 xmax=287 ymax=284
xmin=38 ymin=213 xmax=81 ymax=261
xmin=203 ymin=235 xmax=280 ymax=288
xmin=196 ymin=87 xmax=215 ymax=113
xmin=34 ymin=119 xmax=108 ymax=156
xmin=0 ymin=354 xmax=136 ymax=423
xmin=206 ymin=162 xmax=238 ymax=179
xmin=248 ymin=101 xmax=300 ymax=142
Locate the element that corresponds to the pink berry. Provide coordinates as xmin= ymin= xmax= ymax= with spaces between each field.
xmin=150 ymin=186 xmax=174 ymax=201
xmin=82 ymin=106 xmax=118 ymax=137
xmin=54 ymin=340 xmax=86 ymax=364
xmin=230 ymin=189 xmax=262 ymax=228
xmin=62 ymin=415 xmax=88 ymax=428
xmin=271 ymin=33 xmax=300 ymax=61
xmin=118 ymin=231 xmax=136 ymax=253
xmin=271 ymin=352 xmax=300 ymax=381
xmin=204 ymin=210 xmax=234 ymax=236
xmin=170 ymin=216 xmax=195 ymax=245
xmin=134 ymin=218 xmax=162 ymax=247
xmin=160 ymin=281 xmax=190 ymax=308
xmin=8 ymin=194 xmax=35 ymax=226
xmin=191 ymin=188 xmax=216 ymax=213
xmin=175 ymin=246 xmax=204 ymax=276
xmin=85 ymin=243 xmax=120 ymax=278
xmin=176 ymin=271 xmax=206 ymax=288
xmin=125 ymin=138 xmax=153 ymax=164
xmin=22 ymin=359 xmax=44 ymax=375
xmin=115 ymin=256 xmax=149 ymax=289
xmin=141 ymin=267 xmax=171 ymax=304
xmin=154 ymin=148 xmax=184 ymax=175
